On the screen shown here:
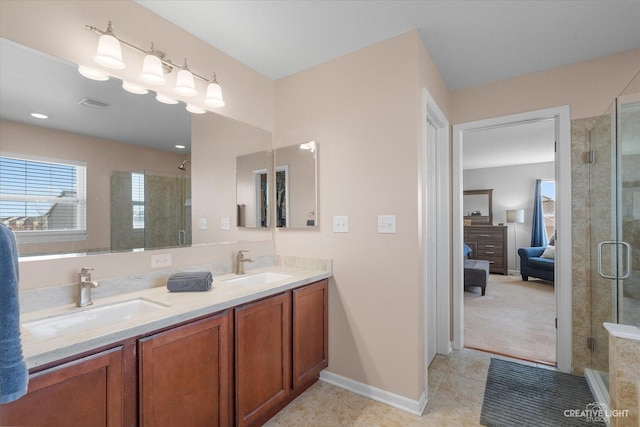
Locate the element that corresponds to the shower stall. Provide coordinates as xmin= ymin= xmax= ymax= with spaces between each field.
xmin=110 ymin=169 xmax=191 ymax=251
xmin=585 ymin=70 xmax=640 ymax=405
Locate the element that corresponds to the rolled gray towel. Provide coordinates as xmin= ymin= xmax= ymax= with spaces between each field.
xmin=167 ymin=271 xmax=213 ymax=292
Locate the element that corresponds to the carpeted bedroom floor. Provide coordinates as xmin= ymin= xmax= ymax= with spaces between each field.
xmin=464 ymin=274 xmax=556 ymax=364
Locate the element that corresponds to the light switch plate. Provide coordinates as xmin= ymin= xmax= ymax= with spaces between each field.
xmin=199 ymin=218 xmax=208 ymax=230
xmin=377 ymin=215 xmax=396 ymax=234
xmin=333 ymin=216 xmax=349 ymax=233
xmin=220 ymin=217 xmax=230 ymax=230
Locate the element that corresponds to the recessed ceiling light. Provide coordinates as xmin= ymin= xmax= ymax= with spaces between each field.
xmin=175 ymin=145 xmax=186 ymax=149
xmin=30 ymin=113 xmax=48 ymax=119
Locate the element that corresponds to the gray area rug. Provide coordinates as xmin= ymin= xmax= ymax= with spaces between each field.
xmin=480 ymin=359 xmax=606 ymax=426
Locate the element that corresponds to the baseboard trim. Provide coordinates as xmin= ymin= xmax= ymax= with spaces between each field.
xmin=319 ymin=370 xmax=428 ymax=416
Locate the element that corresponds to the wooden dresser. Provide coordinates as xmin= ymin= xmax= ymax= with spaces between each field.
xmin=464 ymin=225 xmax=508 ymax=275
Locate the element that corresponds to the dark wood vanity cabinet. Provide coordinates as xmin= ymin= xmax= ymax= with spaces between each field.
xmin=292 ymin=280 xmax=328 ymax=389
xmin=2 ymin=279 xmax=329 ymax=427
xmin=464 ymin=225 xmax=508 ymax=274
xmin=138 ymin=310 xmax=232 ymax=427
xmin=235 ymin=279 xmax=329 ymax=427
xmin=0 ymin=346 xmax=124 ymax=427
xmin=235 ymin=292 xmax=292 ymax=427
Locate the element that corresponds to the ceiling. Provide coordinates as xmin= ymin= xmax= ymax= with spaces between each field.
xmin=136 ymin=0 xmax=640 ymax=91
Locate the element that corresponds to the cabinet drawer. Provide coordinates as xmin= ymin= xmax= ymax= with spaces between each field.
xmin=477 ymin=245 xmax=503 ymax=257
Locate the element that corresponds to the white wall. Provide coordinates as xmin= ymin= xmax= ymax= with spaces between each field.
xmin=463 ymin=161 xmax=555 ymax=271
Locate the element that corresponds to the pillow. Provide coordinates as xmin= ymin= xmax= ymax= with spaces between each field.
xmin=463 ymin=244 xmax=472 ymax=257
xmin=541 ymin=245 xmax=555 ymax=259
xmin=548 ymin=230 xmax=556 ymax=246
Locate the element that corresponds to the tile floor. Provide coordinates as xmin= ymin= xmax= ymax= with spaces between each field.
xmin=265 ymin=348 xmax=556 ymax=426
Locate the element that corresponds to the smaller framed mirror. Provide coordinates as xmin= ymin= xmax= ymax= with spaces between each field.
xmin=463 ymin=189 xmax=493 ymax=225
xmin=236 ymin=151 xmax=270 ymax=228
xmin=274 ymin=141 xmax=318 ymax=228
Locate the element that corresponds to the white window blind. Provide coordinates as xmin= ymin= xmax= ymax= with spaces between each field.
xmin=132 ymin=172 xmax=145 ymax=229
xmin=0 ymin=154 xmax=87 ymax=243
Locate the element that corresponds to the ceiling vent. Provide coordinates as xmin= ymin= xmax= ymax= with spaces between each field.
xmin=77 ymin=97 xmax=110 ymax=109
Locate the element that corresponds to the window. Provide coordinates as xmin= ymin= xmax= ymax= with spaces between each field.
xmin=132 ymin=172 xmax=145 ymax=229
xmin=0 ymin=154 xmax=87 ymax=243
xmin=541 ymin=180 xmax=555 ymax=240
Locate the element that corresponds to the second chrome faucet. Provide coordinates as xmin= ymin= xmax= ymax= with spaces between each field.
xmin=235 ymin=250 xmax=254 ymax=275
xmin=77 ymin=267 xmax=99 ymax=307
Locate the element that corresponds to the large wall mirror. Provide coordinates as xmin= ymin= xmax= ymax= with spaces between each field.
xmin=463 ymin=189 xmax=493 ymax=225
xmin=274 ymin=141 xmax=318 ymax=228
xmin=0 ymin=37 xmax=273 ymax=257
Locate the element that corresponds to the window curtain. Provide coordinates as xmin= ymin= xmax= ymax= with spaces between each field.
xmin=531 ymin=178 xmax=548 ymax=247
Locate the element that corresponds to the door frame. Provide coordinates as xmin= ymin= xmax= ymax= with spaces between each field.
xmin=451 ymin=105 xmax=572 ymax=373
xmin=422 ymin=88 xmax=451 ymax=392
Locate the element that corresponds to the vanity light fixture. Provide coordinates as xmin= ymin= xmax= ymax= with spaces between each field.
xmin=140 ymin=43 xmax=167 ymax=85
xmin=92 ymin=21 xmax=125 ymax=70
xmin=175 ymin=59 xmax=197 ymax=97
xmin=175 ymin=144 xmax=186 ymax=149
xmin=185 ymin=104 xmax=206 ymax=114
xmin=30 ymin=113 xmax=48 ymax=120
xmin=155 ymin=93 xmax=179 ymax=105
xmin=122 ymin=81 xmax=149 ymax=95
xmin=204 ymin=74 xmax=225 ymax=108
xmin=78 ymin=65 xmax=109 ymax=81
xmin=86 ymin=21 xmax=225 ymax=111
xmin=299 ymin=141 xmax=317 ymax=152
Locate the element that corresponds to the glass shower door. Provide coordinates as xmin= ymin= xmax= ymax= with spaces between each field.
xmin=588 ymin=71 xmax=640 ymax=396
xmin=617 ymin=88 xmax=639 ymax=327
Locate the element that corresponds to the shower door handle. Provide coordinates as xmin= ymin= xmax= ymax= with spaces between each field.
xmin=620 ymin=241 xmax=631 ymax=280
xmin=598 ymin=241 xmax=632 ymax=280
xmin=178 ymin=230 xmax=186 ymax=246
xmin=597 ymin=241 xmax=617 ymax=279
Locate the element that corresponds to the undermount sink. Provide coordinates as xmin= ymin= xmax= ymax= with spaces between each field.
xmin=225 ymin=272 xmax=293 ymax=286
xmin=23 ymin=298 xmax=169 ymax=338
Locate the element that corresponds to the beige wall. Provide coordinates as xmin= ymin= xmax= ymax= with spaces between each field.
xmin=274 ymin=30 xmax=450 ymax=401
xmin=1 ymin=1 xmax=276 ymax=289
xmin=452 ymin=49 xmax=640 ymax=123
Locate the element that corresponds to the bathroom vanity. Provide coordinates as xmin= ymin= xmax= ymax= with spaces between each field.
xmin=1 ymin=265 xmax=329 ymax=427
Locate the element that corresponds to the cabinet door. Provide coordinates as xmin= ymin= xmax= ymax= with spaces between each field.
xmin=292 ymin=280 xmax=328 ymax=389
xmin=0 ymin=347 xmax=123 ymax=427
xmin=235 ymin=292 xmax=291 ymax=427
xmin=139 ymin=311 xmax=231 ymax=427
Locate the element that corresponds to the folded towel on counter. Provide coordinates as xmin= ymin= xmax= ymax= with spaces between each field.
xmin=167 ymin=271 xmax=213 ymax=292
xmin=0 ymin=224 xmax=29 ymax=403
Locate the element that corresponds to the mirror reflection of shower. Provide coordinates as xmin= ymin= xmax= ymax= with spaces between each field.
xmin=178 ymin=160 xmax=191 ymax=170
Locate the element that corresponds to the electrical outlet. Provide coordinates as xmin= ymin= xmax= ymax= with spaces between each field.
xmin=199 ymin=218 xmax=208 ymax=230
xmin=151 ymin=254 xmax=172 ymax=268
xmin=220 ymin=217 xmax=230 ymax=230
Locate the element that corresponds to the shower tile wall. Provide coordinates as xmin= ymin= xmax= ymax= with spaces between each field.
xmin=609 ymin=336 xmax=640 ymax=427
xmin=571 ymin=117 xmax=594 ymax=375
xmin=571 ymin=115 xmax=614 ymax=375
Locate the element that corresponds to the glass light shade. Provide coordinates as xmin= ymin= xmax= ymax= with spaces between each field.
xmin=122 ymin=81 xmax=149 ymax=95
xmin=204 ymin=81 xmax=225 ymax=107
xmin=174 ymin=68 xmax=197 ymax=97
xmin=93 ymin=34 xmax=125 ymax=70
xmin=186 ymin=104 xmax=206 ymax=114
xmin=78 ymin=65 xmax=109 ymax=81
xmin=140 ymin=54 xmax=166 ymax=85
xmin=155 ymin=93 xmax=178 ymax=105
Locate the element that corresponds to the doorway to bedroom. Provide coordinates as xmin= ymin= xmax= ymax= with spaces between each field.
xmin=452 ymin=106 xmax=571 ymax=369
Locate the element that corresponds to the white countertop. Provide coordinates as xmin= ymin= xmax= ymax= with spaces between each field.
xmin=20 ymin=265 xmax=331 ymax=370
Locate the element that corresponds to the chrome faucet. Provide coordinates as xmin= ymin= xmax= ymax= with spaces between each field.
xmin=235 ymin=250 xmax=254 ymax=275
xmin=77 ymin=268 xmax=99 ymax=307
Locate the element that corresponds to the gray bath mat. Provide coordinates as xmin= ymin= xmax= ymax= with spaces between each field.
xmin=480 ymin=359 xmax=605 ymax=426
